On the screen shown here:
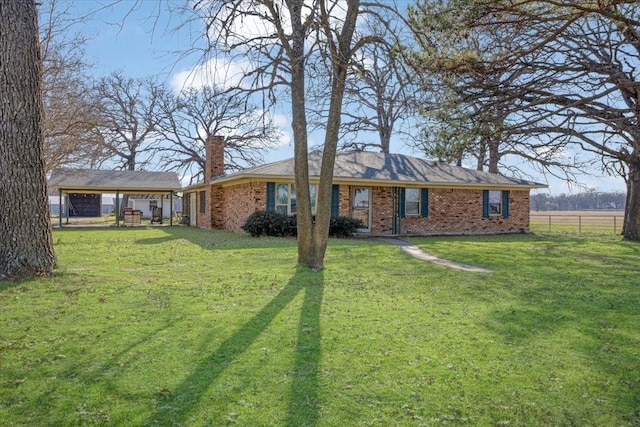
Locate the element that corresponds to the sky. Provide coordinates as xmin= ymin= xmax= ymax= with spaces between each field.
xmin=62 ymin=0 xmax=627 ymax=195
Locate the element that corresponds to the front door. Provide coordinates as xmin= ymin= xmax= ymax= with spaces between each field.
xmin=352 ymin=187 xmax=371 ymax=232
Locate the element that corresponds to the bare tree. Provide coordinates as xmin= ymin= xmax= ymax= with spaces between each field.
xmin=156 ymin=85 xmax=282 ymax=184
xmin=189 ymin=0 xmax=400 ymax=269
xmin=91 ymin=71 xmax=163 ymax=171
xmin=39 ymin=0 xmax=104 ymax=173
xmin=1 ymin=0 xmax=56 ymax=280
xmin=338 ymin=22 xmax=418 ymax=153
xmin=91 ymin=71 xmax=165 ymax=216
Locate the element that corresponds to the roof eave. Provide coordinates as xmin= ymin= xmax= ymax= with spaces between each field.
xmin=49 ymin=186 xmax=182 ymax=194
xmin=210 ymin=173 xmax=548 ymax=190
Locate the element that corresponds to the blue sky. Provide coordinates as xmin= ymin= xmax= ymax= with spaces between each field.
xmin=67 ymin=1 xmax=627 ymax=196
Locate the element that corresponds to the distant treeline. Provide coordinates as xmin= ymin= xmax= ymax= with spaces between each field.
xmin=531 ymin=191 xmax=626 ymax=211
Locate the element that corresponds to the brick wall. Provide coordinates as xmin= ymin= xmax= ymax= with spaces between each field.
xmin=195 ymin=190 xmax=206 ymax=227
xmin=400 ymin=188 xmax=530 ymax=235
xmin=339 ymin=185 xmax=530 ymax=235
xmin=205 ymin=180 xmax=531 ymax=235
xmin=217 ymin=182 xmax=267 ymax=231
xmin=371 ymin=186 xmax=393 ymax=234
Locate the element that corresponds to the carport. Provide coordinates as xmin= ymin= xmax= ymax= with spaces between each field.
xmin=48 ymin=169 xmax=182 ymax=228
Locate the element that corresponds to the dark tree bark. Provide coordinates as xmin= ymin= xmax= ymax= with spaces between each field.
xmin=0 ymin=0 xmax=56 ymax=280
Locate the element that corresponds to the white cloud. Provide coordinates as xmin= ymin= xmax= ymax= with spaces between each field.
xmin=170 ymin=56 xmax=251 ymax=92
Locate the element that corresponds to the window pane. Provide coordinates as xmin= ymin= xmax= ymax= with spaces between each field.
xmin=406 ymin=189 xmax=420 ymax=202
xmin=276 ymin=205 xmax=288 ymax=215
xmin=489 ymin=190 xmax=501 ymax=215
xmin=276 ymin=184 xmax=289 ymax=205
xmin=405 ymin=189 xmax=420 ymax=215
xmin=406 ymin=202 xmax=419 ymax=215
xmin=354 ymin=188 xmax=369 ymax=208
xmin=309 ymin=185 xmax=317 ymax=214
xmin=290 ymin=186 xmax=297 ymax=214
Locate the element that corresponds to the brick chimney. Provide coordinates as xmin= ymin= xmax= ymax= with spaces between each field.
xmin=205 ymin=135 xmax=225 ymax=183
xmin=205 ymin=135 xmax=225 ymax=229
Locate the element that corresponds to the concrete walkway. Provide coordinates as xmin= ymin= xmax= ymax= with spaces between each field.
xmin=380 ymin=238 xmax=493 ymax=273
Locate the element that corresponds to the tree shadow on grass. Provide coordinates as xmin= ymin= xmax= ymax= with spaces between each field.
xmin=478 ymin=245 xmax=640 ymax=422
xmin=144 ymin=266 xmax=323 ymax=426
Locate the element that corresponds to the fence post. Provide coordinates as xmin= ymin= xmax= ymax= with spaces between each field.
xmin=614 ymin=216 xmax=617 ymax=234
xmin=579 ymin=216 xmax=582 ymax=234
xmin=548 ymin=215 xmax=551 ymax=232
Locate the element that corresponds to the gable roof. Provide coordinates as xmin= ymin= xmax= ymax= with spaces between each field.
xmin=210 ymin=151 xmax=547 ymax=189
xmin=48 ymin=169 xmax=182 ymax=193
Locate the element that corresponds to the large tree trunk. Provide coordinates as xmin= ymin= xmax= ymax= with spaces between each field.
xmin=0 ymin=0 xmax=56 ymax=280
xmin=623 ymin=154 xmax=640 ymax=241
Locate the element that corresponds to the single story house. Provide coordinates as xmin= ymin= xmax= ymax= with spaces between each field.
xmin=183 ymin=136 xmax=547 ymax=235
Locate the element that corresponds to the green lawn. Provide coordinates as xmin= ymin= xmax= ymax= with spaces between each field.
xmin=1 ymin=227 xmax=639 ymax=426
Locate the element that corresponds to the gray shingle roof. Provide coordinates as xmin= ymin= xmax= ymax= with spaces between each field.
xmin=48 ymin=169 xmax=182 ymax=193
xmin=213 ymin=151 xmax=546 ymax=188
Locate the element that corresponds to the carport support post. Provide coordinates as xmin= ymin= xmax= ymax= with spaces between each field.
xmin=65 ymin=193 xmax=69 ymax=224
xmin=170 ymin=191 xmax=174 ymax=226
xmin=58 ymin=189 xmax=63 ymax=228
xmin=115 ymin=191 xmax=120 ymax=228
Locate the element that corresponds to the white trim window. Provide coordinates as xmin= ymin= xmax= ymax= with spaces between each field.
xmin=488 ymin=190 xmax=502 ymax=215
xmin=405 ymin=188 xmax=420 ymax=216
xmin=275 ymin=184 xmax=317 ymax=215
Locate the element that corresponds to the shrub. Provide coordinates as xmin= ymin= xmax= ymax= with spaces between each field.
xmin=242 ymin=211 xmax=296 ymax=237
xmin=243 ymin=212 xmax=363 ymax=238
xmin=329 ymin=216 xmax=364 ymax=237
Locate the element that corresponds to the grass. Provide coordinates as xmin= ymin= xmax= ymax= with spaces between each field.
xmin=1 ymin=227 xmax=639 ymax=426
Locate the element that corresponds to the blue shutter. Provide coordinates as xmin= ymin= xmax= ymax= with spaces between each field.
xmin=331 ymin=185 xmax=339 ymax=218
xmin=266 ymin=182 xmax=275 ymax=212
xmin=502 ymin=190 xmax=510 ymax=218
xmin=482 ymin=190 xmax=490 ymax=218
xmin=421 ymin=188 xmax=429 ymax=218
xmin=400 ymin=188 xmax=406 ymax=218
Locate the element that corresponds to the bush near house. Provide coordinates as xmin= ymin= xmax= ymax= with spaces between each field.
xmin=328 ymin=216 xmax=364 ymax=237
xmin=242 ymin=211 xmax=296 ymax=237
xmin=242 ymin=211 xmax=363 ymax=237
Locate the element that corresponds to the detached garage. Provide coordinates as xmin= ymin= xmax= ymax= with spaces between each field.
xmin=48 ymin=169 xmax=182 ymax=227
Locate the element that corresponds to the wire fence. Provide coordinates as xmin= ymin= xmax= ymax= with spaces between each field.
xmin=530 ymin=212 xmax=624 ymax=236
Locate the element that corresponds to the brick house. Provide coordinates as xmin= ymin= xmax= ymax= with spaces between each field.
xmin=183 ymin=136 xmax=546 ymax=235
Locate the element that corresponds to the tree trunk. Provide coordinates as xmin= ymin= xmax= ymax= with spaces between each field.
xmin=623 ymin=154 xmax=640 ymax=241
xmin=488 ymin=135 xmax=500 ymax=174
xmin=0 ymin=0 xmax=56 ymax=280
xmin=294 ymin=0 xmax=359 ymax=271
xmin=288 ymin=2 xmax=315 ymax=269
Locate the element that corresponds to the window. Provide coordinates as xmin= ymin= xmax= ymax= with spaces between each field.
xmin=400 ymin=188 xmax=428 ymax=218
xmin=274 ymin=184 xmax=317 ymax=215
xmin=199 ymin=190 xmax=206 ymax=213
xmin=405 ymin=188 xmax=420 ymax=216
xmin=275 ymin=184 xmax=289 ymax=215
xmin=483 ymin=190 xmax=510 ymax=218
xmin=488 ymin=190 xmax=502 ymax=215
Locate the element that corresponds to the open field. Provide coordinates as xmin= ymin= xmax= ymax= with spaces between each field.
xmin=530 ymin=210 xmax=625 ymax=235
xmin=1 ymin=227 xmax=639 ymax=426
